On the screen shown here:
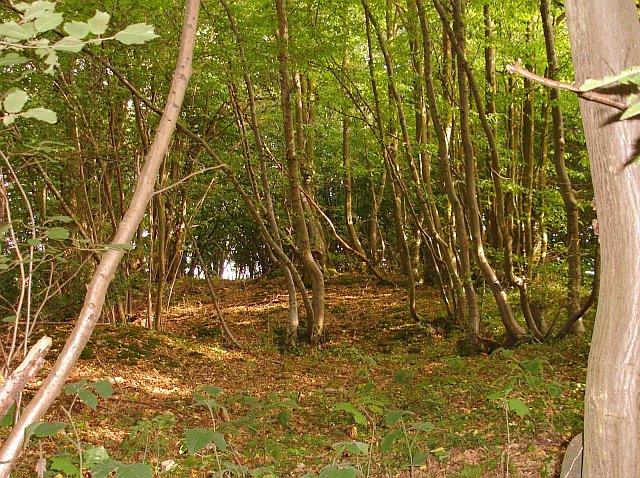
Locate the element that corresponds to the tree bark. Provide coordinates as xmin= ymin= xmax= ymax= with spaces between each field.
xmin=565 ymin=0 xmax=640 ymax=475
xmin=275 ymin=0 xmax=325 ymax=343
xmin=541 ymin=0 xmax=583 ymax=334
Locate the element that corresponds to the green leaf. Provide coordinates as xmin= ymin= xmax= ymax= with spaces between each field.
xmin=211 ymin=431 xmax=227 ymax=451
xmin=520 ymin=359 xmax=544 ymax=375
xmin=27 ymin=238 xmax=41 ymax=247
xmin=91 ymin=380 xmax=114 ymax=398
xmin=50 ymin=456 xmax=79 ymax=475
xmin=0 ymin=52 xmax=27 ymax=67
xmin=333 ymin=402 xmax=367 ymax=426
xmin=410 ymin=420 xmax=434 ymax=432
xmin=88 ymin=11 xmax=110 ymax=35
xmin=413 ymin=449 xmax=429 ymax=466
xmin=487 ymin=385 xmax=513 ymax=401
xmin=380 ymin=430 xmax=401 ymax=453
xmin=15 ymin=1 xmax=55 ymax=20
xmin=23 ymin=108 xmax=57 ymax=124
xmin=91 ymin=459 xmax=120 ymax=478
xmin=318 ymin=465 xmax=359 ymax=478
xmin=44 ymin=51 xmax=59 ymax=74
xmin=185 ymin=428 xmax=214 ymax=454
xmin=202 ymin=385 xmax=224 ymax=396
xmin=64 ymin=380 xmax=88 ymax=395
xmin=78 ymin=389 xmax=98 ymax=410
xmin=0 ymin=404 xmax=15 ymax=427
xmin=2 ymin=315 xmax=17 ymax=323
xmin=580 ymin=66 xmax=640 ymax=91
xmin=34 ymin=11 xmax=63 ymax=32
xmin=45 ymin=226 xmax=69 ymax=240
xmin=114 ymin=23 xmax=158 ymax=45
xmin=0 ymin=21 xmax=35 ymax=40
xmin=621 ymin=101 xmax=640 ymax=120
xmin=506 ymin=398 xmax=530 ymax=418
xmin=384 ymin=409 xmax=405 ymax=427
xmin=53 ymin=36 xmax=85 ymax=53
xmin=546 ymin=381 xmax=563 ymax=399
xmin=3 ymin=89 xmax=28 ymax=114
xmin=2 ymin=114 xmax=15 ymax=126
xmin=25 ymin=421 xmax=65 ymax=444
xmin=456 ymin=464 xmax=485 ymax=478
xmin=64 ymin=21 xmax=90 ymax=39
xmin=332 ymin=440 xmax=369 ymax=456
xmin=116 ymin=463 xmax=152 ymax=478
xmin=84 ymin=446 xmax=110 ymax=467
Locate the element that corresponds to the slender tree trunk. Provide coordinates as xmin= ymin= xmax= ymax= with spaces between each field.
xmin=220 ymin=0 xmax=300 ymax=345
xmin=541 ymin=0 xmax=583 ymax=334
xmin=414 ymin=0 xmax=477 ymax=341
xmin=448 ymin=0 xmax=525 ymax=342
xmin=275 ymin=0 xmax=325 ymax=343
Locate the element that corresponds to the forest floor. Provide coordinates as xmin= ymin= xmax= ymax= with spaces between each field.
xmin=7 ymin=274 xmax=589 ymax=477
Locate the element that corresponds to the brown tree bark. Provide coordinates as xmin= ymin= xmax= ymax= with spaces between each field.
xmin=565 ymin=0 xmax=640 ymax=474
xmin=541 ymin=0 xmax=584 ymax=334
xmin=275 ymin=0 xmax=325 ymax=343
xmin=415 ymin=0 xmax=478 ymax=344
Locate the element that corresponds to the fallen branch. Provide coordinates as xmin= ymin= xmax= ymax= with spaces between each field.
xmin=0 ymin=336 xmax=52 ymax=419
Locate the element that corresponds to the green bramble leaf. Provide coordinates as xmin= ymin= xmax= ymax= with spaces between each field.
xmin=50 ymin=456 xmax=79 ymax=475
xmin=0 ymin=21 xmax=35 ymax=40
xmin=506 ymin=398 xmax=530 ymax=418
xmin=116 ymin=463 xmax=152 ymax=478
xmin=0 ymin=52 xmax=27 ymax=67
xmin=3 ymin=89 xmax=28 ymax=114
xmin=63 ymin=21 xmax=90 ymax=39
xmin=45 ymin=226 xmax=69 ymax=240
xmin=333 ymin=402 xmax=367 ymax=426
xmin=34 ymin=11 xmax=63 ymax=32
xmin=185 ymin=428 xmax=214 ymax=454
xmin=23 ymin=108 xmax=57 ymax=124
xmin=114 ymin=23 xmax=158 ymax=45
xmin=88 ymin=11 xmax=110 ymax=35
xmin=53 ymin=36 xmax=84 ymax=53
xmin=91 ymin=380 xmax=114 ymax=398
xmin=332 ymin=441 xmax=369 ymax=456
xmin=78 ymin=389 xmax=98 ymax=410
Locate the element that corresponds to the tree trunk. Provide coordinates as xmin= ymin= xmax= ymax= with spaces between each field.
xmin=565 ymin=0 xmax=640 ymax=475
xmin=541 ymin=0 xmax=583 ymax=335
xmin=275 ymin=0 xmax=325 ymax=343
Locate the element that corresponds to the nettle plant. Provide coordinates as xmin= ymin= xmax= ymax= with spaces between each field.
xmin=3 ymin=379 xmax=154 ymax=478
xmin=1 ymin=0 xmax=157 ymax=126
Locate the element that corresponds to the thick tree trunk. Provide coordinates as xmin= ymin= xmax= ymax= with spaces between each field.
xmin=565 ymin=0 xmax=640 ymax=475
